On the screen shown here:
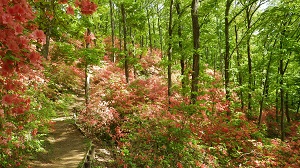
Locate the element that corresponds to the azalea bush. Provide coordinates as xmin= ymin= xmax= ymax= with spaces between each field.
xmin=78 ymin=37 xmax=300 ymax=167
xmin=0 ymin=0 xmax=48 ymax=166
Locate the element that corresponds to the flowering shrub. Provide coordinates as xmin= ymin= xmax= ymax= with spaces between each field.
xmin=80 ymin=38 xmax=300 ymax=168
xmin=0 ymin=0 xmax=47 ymax=166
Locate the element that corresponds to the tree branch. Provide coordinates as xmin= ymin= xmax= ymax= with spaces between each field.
xmin=229 ymin=0 xmax=260 ymax=25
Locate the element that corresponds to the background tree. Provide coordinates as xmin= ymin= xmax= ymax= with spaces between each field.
xmin=190 ymin=0 xmax=200 ymax=104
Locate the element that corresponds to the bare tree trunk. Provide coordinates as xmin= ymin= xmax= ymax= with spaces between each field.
xmin=258 ymin=54 xmax=272 ymax=125
xmin=146 ymin=8 xmax=153 ymax=53
xmin=234 ymin=24 xmax=244 ymax=110
xmin=157 ymin=4 xmax=163 ymax=53
xmin=42 ymin=27 xmax=51 ymax=59
xmin=130 ymin=28 xmax=137 ymax=79
xmin=175 ymin=1 xmax=185 ymax=90
xmin=167 ymin=0 xmax=174 ymax=106
xmin=224 ymin=0 xmax=232 ymax=104
xmin=279 ymin=27 xmax=291 ymax=140
xmin=85 ymin=28 xmax=91 ymax=106
xmin=246 ymin=7 xmax=253 ymax=113
xmin=191 ymin=0 xmax=200 ymax=104
xmin=276 ymin=87 xmax=279 ymax=122
xmin=153 ymin=21 xmax=156 ymax=47
xmin=285 ymin=91 xmax=290 ymax=123
xmin=121 ymin=4 xmax=129 ymax=83
xmin=109 ymin=0 xmax=116 ymax=62
xmin=280 ymin=58 xmax=285 ymax=141
xmin=216 ymin=17 xmax=223 ymax=76
xmin=118 ymin=8 xmax=122 ymax=51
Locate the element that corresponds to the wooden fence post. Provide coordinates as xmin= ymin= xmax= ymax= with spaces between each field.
xmin=89 ymin=145 xmax=95 ymax=160
xmin=84 ymin=155 xmax=91 ymax=168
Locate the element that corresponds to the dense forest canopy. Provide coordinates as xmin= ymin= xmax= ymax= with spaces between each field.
xmin=0 ymin=0 xmax=300 ymax=167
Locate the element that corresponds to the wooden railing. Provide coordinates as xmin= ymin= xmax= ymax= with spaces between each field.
xmin=82 ymin=144 xmax=95 ymax=168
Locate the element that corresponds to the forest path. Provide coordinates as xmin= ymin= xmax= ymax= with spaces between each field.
xmin=29 ymin=110 xmax=88 ymax=168
xmin=29 ymin=95 xmax=116 ymax=168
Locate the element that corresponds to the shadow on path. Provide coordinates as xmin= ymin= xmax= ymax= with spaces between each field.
xmin=30 ymin=115 xmax=88 ymax=168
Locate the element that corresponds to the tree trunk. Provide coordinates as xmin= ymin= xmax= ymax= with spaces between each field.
xmin=121 ymin=4 xmax=129 ymax=83
xmin=285 ymin=91 xmax=290 ymax=123
xmin=130 ymin=28 xmax=137 ymax=79
xmin=85 ymin=28 xmax=91 ymax=106
xmin=280 ymin=58 xmax=285 ymax=141
xmin=109 ymin=0 xmax=116 ymax=62
xmin=234 ymin=24 xmax=244 ymax=110
xmin=224 ymin=0 xmax=232 ymax=103
xmin=279 ymin=33 xmax=285 ymax=140
xmin=175 ymin=1 xmax=185 ymax=90
xmin=153 ymin=21 xmax=156 ymax=47
xmin=42 ymin=27 xmax=51 ymax=59
xmin=167 ymin=0 xmax=174 ymax=106
xmin=276 ymin=87 xmax=279 ymax=122
xmin=258 ymin=54 xmax=272 ymax=125
xmin=191 ymin=0 xmax=200 ymax=104
xmin=157 ymin=4 xmax=163 ymax=53
xmin=216 ymin=17 xmax=223 ymax=76
xmin=146 ymin=8 xmax=152 ymax=53
xmin=118 ymin=8 xmax=122 ymax=51
xmin=246 ymin=7 xmax=253 ymax=113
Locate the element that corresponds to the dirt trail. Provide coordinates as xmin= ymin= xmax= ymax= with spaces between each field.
xmin=29 ymin=113 xmax=88 ymax=168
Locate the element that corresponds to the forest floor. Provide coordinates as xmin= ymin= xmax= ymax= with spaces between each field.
xmin=29 ymin=96 xmax=116 ymax=168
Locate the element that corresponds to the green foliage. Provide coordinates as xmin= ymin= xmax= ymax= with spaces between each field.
xmin=118 ymin=115 xmax=203 ymax=167
xmin=51 ymin=42 xmax=77 ymax=64
xmin=78 ymin=48 xmax=103 ymax=66
xmin=0 ymin=85 xmax=58 ymax=167
xmin=27 ymin=87 xmax=56 ymax=122
xmin=44 ymin=63 xmax=83 ymax=95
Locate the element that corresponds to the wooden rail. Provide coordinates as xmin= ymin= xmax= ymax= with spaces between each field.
xmin=82 ymin=144 xmax=95 ymax=168
xmin=73 ymin=109 xmax=96 ymax=168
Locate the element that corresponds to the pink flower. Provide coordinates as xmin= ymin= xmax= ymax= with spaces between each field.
xmin=28 ymin=51 xmax=41 ymax=64
xmin=66 ymin=6 xmax=74 ymax=15
xmin=2 ymin=94 xmax=17 ymax=105
xmin=31 ymin=30 xmax=46 ymax=44
xmin=14 ymin=24 xmax=24 ymax=35
xmin=7 ymin=40 xmax=19 ymax=52
xmin=1 ymin=13 xmax=12 ymax=24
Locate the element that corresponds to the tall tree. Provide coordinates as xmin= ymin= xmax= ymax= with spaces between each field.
xmin=168 ymin=0 xmax=174 ymax=106
xmin=146 ymin=8 xmax=153 ymax=53
xmin=157 ymin=3 xmax=163 ymax=53
xmin=234 ymin=22 xmax=244 ymax=110
xmin=121 ymin=3 xmax=129 ymax=83
xmin=191 ymin=0 xmax=200 ymax=104
xmin=224 ymin=0 xmax=232 ymax=102
xmin=242 ymin=0 xmax=262 ymax=113
xmin=109 ymin=0 xmax=116 ymax=62
xmin=85 ymin=28 xmax=91 ymax=106
xmin=175 ymin=0 xmax=185 ymax=90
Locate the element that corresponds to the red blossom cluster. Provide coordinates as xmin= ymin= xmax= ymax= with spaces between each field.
xmin=0 ymin=0 xmax=43 ymax=112
xmin=66 ymin=5 xmax=75 ymax=15
xmin=63 ymin=0 xmax=97 ymax=16
xmin=0 ymin=0 xmax=46 ymax=166
xmin=84 ymin=31 xmax=96 ymax=45
xmin=74 ymin=0 xmax=97 ymax=15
